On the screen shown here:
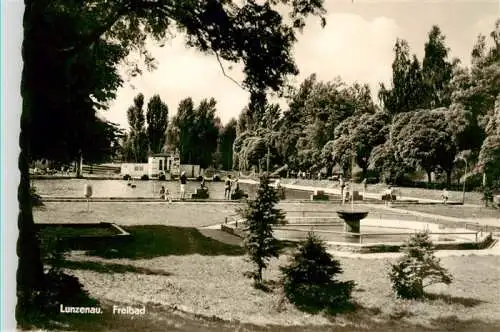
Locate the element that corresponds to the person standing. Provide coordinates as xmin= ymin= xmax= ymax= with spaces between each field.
xmin=224 ymin=175 xmax=232 ymax=200
xmin=441 ymin=188 xmax=449 ymax=204
xmin=339 ymin=175 xmax=345 ymax=204
xmin=160 ymin=185 xmax=166 ymax=199
xmin=362 ymin=178 xmax=367 ymax=200
xmin=384 ymin=186 xmax=394 ymax=207
xmin=180 ymin=171 xmax=187 ymax=199
xmin=343 ymin=182 xmax=350 ymax=204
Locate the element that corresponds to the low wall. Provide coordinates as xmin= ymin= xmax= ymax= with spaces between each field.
xmin=220 ymin=224 xmax=246 ymax=238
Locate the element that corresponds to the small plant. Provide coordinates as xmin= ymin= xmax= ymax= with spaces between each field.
xmin=389 ymin=231 xmax=452 ymax=299
xmin=140 ymin=174 xmax=149 ymax=180
xmin=482 ymin=186 xmax=494 ymax=207
xmin=239 ymin=174 xmax=286 ymax=286
xmin=18 ymin=233 xmax=97 ymax=326
xmin=30 ymin=186 xmax=44 ymax=207
xmin=123 ymin=174 xmax=131 ymax=180
xmin=280 ymin=233 xmax=355 ymax=312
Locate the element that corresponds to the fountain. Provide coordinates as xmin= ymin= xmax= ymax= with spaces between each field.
xmin=336 ymin=154 xmax=369 ymax=238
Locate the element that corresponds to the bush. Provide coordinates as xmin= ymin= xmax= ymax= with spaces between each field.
xmin=18 ymin=233 xmax=98 ymax=325
xmin=140 ymin=174 xmax=149 ymax=180
xmin=158 ymin=174 xmax=166 ymax=181
xmin=123 ymin=174 xmax=131 ymax=180
xmin=482 ymin=186 xmax=494 ymax=207
xmin=281 ymin=233 xmax=355 ymax=312
xmin=389 ymin=231 xmax=452 ymax=299
xmin=30 ymin=186 xmax=44 ymax=207
xmin=212 ymin=174 xmax=221 ymax=182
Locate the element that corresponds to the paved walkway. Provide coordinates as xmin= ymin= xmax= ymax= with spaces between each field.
xmin=361 ymin=203 xmax=499 ymax=228
xmin=239 ymin=179 xmax=498 ymax=227
xmin=239 ymin=179 xmax=483 ymax=206
xmin=327 ymin=242 xmax=500 ymax=259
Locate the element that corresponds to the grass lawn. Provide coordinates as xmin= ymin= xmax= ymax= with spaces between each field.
xmin=61 ymin=252 xmax=500 ymax=331
xmin=33 ymin=202 xmax=240 ymax=227
xmin=27 ymin=225 xmax=499 ymax=331
xmin=37 ymin=224 xmax=120 ymax=238
xmin=85 ymin=225 xmax=246 ymax=259
xmin=26 ymin=202 xmax=500 ymax=331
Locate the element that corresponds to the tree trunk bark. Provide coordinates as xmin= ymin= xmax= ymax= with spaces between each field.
xmin=76 ymin=151 xmax=83 ymax=178
xmin=16 ymin=0 xmax=46 ymax=321
xmin=18 ymin=0 xmax=46 ymax=315
xmin=446 ymin=170 xmax=452 ymax=187
xmin=17 ymin=149 xmax=46 ymax=319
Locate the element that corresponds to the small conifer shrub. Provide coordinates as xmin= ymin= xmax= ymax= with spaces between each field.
xmin=239 ymin=174 xmax=286 ymax=285
xmin=389 ymin=231 xmax=452 ymax=299
xmin=281 ymin=233 xmax=355 ymax=311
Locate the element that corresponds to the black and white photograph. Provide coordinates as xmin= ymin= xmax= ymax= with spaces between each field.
xmin=4 ymin=0 xmax=500 ymax=331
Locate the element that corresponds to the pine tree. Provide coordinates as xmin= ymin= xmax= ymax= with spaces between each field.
xmin=389 ymin=231 xmax=453 ymax=299
xmin=239 ymin=174 xmax=286 ymax=285
xmin=281 ymin=233 xmax=355 ymax=312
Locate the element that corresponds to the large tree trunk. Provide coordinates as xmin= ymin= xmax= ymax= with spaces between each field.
xmin=362 ymin=166 xmax=368 ymax=180
xmin=75 ymin=152 xmax=83 ymax=178
xmin=16 ymin=149 xmax=45 ymax=320
xmin=445 ymin=170 xmax=452 ymax=187
xmin=17 ymin=2 xmax=46 ymax=318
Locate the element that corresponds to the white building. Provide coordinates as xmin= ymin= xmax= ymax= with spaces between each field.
xmin=120 ymin=152 xmax=181 ymax=179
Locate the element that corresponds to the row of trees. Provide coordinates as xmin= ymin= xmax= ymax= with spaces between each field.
xmin=233 ymin=22 xmax=500 ymax=191
xmin=120 ymin=93 xmax=238 ymax=169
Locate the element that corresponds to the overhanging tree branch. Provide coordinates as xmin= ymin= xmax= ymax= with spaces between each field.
xmin=57 ymin=0 xmax=174 ymax=55
xmin=213 ymin=49 xmax=245 ymax=90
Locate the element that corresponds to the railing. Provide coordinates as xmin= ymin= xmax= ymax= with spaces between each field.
xmin=224 ymin=208 xmax=495 ymax=243
xmin=272 ymin=226 xmax=481 ymax=244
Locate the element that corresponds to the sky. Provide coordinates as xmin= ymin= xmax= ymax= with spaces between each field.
xmin=100 ymin=0 xmax=499 ymax=129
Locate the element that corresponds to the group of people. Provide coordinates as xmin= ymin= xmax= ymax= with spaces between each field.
xmin=159 ymin=172 xmax=243 ymax=201
xmin=159 ymin=171 xmax=189 ymax=201
xmin=224 ymin=175 xmax=241 ymax=200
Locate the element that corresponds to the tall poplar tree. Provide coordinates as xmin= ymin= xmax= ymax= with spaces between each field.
xmin=146 ymin=94 xmax=169 ymax=154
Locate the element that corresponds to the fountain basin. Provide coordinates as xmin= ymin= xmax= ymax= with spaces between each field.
xmin=336 ymin=211 xmax=369 ymax=222
xmin=337 ymin=211 xmax=369 ymax=236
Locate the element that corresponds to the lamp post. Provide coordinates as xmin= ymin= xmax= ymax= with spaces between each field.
xmin=351 ymin=153 xmax=355 ymax=212
xmin=455 ymin=155 xmax=468 ymax=204
xmin=462 ymin=159 xmax=468 ymax=204
xmin=266 ymin=143 xmax=270 ymax=173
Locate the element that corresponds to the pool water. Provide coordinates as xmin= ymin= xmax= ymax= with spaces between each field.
xmin=32 ymin=179 xmax=323 ymax=200
xmin=33 ymin=179 xmax=231 ymax=199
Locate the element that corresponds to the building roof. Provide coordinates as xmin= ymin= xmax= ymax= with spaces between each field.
xmin=150 ymin=153 xmax=174 ymax=157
